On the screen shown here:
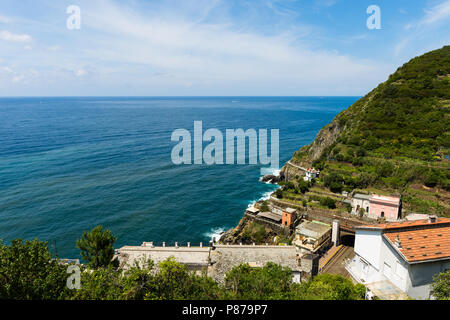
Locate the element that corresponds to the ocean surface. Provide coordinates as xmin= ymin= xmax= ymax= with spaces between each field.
xmin=0 ymin=97 xmax=359 ymax=259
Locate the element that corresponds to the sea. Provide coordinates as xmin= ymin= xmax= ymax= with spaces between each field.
xmin=0 ymin=97 xmax=359 ymax=258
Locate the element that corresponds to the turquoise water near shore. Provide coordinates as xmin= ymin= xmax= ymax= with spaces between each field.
xmin=0 ymin=97 xmax=359 ymax=258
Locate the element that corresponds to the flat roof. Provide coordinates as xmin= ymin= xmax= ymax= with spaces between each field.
xmin=257 ymin=211 xmax=282 ymax=222
xmin=353 ymin=193 xmax=371 ymax=200
xmin=246 ymin=206 xmax=259 ymax=214
xmin=296 ymin=220 xmax=331 ymax=239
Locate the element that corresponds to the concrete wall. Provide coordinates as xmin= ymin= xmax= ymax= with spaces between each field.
xmin=379 ymin=236 xmax=409 ymax=292
xmin=407 ymin=259 xmax=450 ymax=299
xmin=354 ymin=229 xmax=383 ymax=269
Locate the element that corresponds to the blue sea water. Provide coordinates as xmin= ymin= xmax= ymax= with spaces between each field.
xmin=0 ymin=97 xmax=359 ymax=259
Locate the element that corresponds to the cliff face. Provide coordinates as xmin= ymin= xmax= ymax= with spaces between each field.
xmin=280 ymin=117 xmax=344 ymax=180
xmin=281 ymin=46 xmax=450 ymax=191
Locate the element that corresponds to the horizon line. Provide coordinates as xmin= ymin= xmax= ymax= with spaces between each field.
xmin=0 ymin=95 xmax=363 ymax=99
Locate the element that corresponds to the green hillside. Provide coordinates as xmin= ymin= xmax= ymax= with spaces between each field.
xmin=287 ymin=45 xmax=450 ymax=216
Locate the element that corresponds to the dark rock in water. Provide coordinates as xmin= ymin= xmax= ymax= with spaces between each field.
xmin=261 ymin=174 xmax=276 ymax=183
xmin=261 ymin=173 xmax=284 ymax=184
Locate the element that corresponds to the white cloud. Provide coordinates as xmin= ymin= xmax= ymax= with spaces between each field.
xmin=396 ymin=0 xmax=450 ymax=58
xmin=70 ymin=0 xmax=389 ymax=95
xmin=0 ymin=14 xmax=12 ymax=23
xmin=420 ymin=0 xmax=450 ymax=26
xmin=12 ymin=74 xmax=24 ymax=83
xmin=74 ymin=69 xmax=87 ymax=77
xmin=0 ymin=30 xmax=32 ymax=42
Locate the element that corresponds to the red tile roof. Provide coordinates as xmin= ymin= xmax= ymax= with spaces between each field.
xmin=384 ymin=227 xmax=450 ymax=263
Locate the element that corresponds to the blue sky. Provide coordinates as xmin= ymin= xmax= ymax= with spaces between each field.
xmin=0 ymin=0 xmax=449 ymax=96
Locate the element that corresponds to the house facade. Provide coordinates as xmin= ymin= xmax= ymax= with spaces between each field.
xmin=303 ymin=168 xmax=320 ymax=182
xmin=350 ymin=193 xmax=402 ymax=221
xmin=351 ymin=193 xmax=371 ymax=215
xmin=282 ymin=208 xmax=297 ymax=227
xmin=369 ymin=195 xmax=401 ymax=221
xmin=346 ymin=217 xmax=450 ymax=299
xmin=293 ymin=220 xmax=331 ymax=255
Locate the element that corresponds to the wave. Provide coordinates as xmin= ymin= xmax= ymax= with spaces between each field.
xmin=258 ymin=167 xmax=281 ymax=183
xmin=204 ymin=227 xmax=227 ymax=242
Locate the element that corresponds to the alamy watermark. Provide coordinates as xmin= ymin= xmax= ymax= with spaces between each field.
xmin=66 ymin=265 xmax=81 ymax=290
xmin=171 ymin=121 xmax=279 ymax=174
xmin=367 ymin=5 xmax=381 ymax=30
xmin=66 ymin=5 xmax=81 ymax=30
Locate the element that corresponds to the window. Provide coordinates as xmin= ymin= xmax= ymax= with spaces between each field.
xmin=366 ymin=206 xmax=369 ymax=213
xmin=381 ymin=211 xmax=385 ymax=218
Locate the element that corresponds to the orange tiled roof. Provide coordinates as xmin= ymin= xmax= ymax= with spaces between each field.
xmin=384 ymin=226 xmax=450 ymax=263
xmin=358 ymin=217 xmax=450 ymax=230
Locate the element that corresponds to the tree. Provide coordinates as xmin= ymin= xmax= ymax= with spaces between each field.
xmin=146 ymin=257 xmax=219 ymax=300
xmin=76 ymin=226 xmax=117 ymax=269
xmin=71 ymin=265 xmax=123 ymax=300
xmin=0 ymin=239 xmax=70 ymax=299
xmin=292 ymin=274 xmax=366 ymax=300
xmin=329 ymin=182 xmax=343 ymax=194
xmin=431 ymin=269 xmax=450 ymax=300
xmin=358 ymin=208 xmax=365 ymax=218
xmin=297 ymin=180 xmax=310 ymax=194
xmin=424 ymin=172 xmax=439 ymax=188
xmin=275 ymin=189 xmax=283 ymax=199
xmin=224 ymin=262 xmax=293 ymax=300
xmin=260 ymin=201 xmax=269 ymax=212
xmin=320 ymin=197 xmax=336 ymax=209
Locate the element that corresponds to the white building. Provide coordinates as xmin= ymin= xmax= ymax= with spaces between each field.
xmin=346 ymin=217 xmax=450 ymax=300
xmin=351 ymin=193 xmax=371 ymax=215
xmin=303 ymin=168 xmax=320 ymax=182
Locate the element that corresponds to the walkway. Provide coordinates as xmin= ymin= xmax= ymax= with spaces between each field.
xmin=286 ymin=161 xmax=308 ymax=171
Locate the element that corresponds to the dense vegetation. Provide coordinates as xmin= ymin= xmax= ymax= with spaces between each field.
xmin=431 ymin=269 xmax=450 ymax=300
xmin=291 ymin=46 xmax=450 ymax=216
xmin=0 ymin=227 xmax=366 ymax=300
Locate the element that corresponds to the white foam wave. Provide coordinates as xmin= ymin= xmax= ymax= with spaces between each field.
xmin=204 ymin=227 xmax=226 ymax=242
xmin=259 ymin=167 xmax=281 ymax=177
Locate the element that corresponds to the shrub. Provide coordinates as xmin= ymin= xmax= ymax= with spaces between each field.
xmin=320 ymin=197 xmax=336 ymax=209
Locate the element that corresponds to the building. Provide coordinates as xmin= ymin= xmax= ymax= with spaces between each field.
xmin=282 ymin=208 xmax=298 ymax=227
xmin=350 ymin=193 xmax=402 ymax=221
xmin=351 ymin=193 xmax=371 ymax=215
xmin=346 ymin=217 xmax=450 ymax=300
xmin=245 ymin=205 xmax=260 ymax=216
xmin=369 ymin=195 xmax=401 ymax=221
xmin=303 ymin=168 xmax=320 ymax=182
xmin=293 ymin=220 xmax=331 ymax=254
xmin=257 ymin=211 xmax=282 ymax=224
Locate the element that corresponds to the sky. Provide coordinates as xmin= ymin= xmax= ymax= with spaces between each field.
xmin=0 ymin=0 xmax=449 ymax=96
